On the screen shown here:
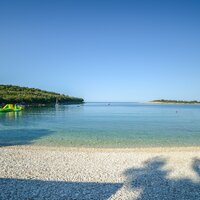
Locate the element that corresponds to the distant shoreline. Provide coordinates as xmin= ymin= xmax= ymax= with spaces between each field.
xmin=149 ymin=100 xmax=200 ymax=104
xmin=149 ymin=101 xmax=200 ymax=105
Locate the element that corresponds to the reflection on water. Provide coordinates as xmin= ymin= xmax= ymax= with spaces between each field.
xmin=3 ymin=111 xmax=22 ymax=120
xmin=1 ymin=103 xmax=200 ymax=148
xmin=0 ymin=112 xmax=23 ymax=126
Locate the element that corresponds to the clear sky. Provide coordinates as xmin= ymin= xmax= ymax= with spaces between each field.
xmin=0 ymin=0 xmax=200 ymax=102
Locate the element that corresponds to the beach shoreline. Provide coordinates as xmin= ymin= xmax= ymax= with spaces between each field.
xmin=1 ymin=144 xmax=200 ymax=153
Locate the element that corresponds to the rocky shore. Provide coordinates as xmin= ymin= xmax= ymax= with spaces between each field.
xmin=0 ymin=146 xmax=200 ymax=200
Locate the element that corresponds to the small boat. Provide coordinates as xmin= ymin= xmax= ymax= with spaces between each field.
xmin=0 ymin=104 xmax=23 ymax=112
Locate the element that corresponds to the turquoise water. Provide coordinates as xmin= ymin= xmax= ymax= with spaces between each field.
xmin=0 ymin=102 xmax=200 ymax=148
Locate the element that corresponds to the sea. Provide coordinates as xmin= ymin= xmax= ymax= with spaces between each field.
xmin=0 ymin=102 xmax=200 ymax=148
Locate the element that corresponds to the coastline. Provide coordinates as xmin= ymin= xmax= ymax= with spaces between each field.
xmin=148 ymin=101 xmax=200 ymax=105
xmin=1 ymin=144 xmax=200 ymax=153
xmin=147 ymin=101 xmax=200 ymax=104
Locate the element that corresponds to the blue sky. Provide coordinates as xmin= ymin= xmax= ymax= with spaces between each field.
xmin=0 ymin=0 xmax=200 ymax=102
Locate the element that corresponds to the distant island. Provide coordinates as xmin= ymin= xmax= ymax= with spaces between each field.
xmin=151 ymin=99 xmax=200 ymax=104
xmin=0 ymin=85 xmax=84 ymax=106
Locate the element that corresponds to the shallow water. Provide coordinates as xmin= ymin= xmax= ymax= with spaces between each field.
xmin=0 ymin=102 xmax=200 ymax=148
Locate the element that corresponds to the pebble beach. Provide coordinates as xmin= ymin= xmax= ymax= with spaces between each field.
xmin=1 ymin=146 xmax=200 ymax=200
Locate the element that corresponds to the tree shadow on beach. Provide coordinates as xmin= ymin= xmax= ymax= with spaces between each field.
xmin=124 ymin=157 xmax=200 ymax=200
xmin=1 ymin=157 xmax=200 ymax=200
xmin=0 ymin=178 xmax=122 ymax=200
xmin=0 ymin=129 xmax=54 ymax=147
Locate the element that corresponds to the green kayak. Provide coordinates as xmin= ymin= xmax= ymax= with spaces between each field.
xmin=0 ymin=104 xmax=23 ymax=112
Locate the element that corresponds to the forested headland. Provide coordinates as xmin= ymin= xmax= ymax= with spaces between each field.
xmin=0 ymin=85 xmax=84 ymax=106
xmin=151 ymin=99 xmax=200 ymax=104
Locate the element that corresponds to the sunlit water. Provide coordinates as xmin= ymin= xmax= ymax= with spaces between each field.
xmin=0 ymin=102 xmax=200 ymax=148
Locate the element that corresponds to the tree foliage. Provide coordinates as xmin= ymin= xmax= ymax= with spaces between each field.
xmin=152 ymin=99 xmax=200 ymax=104
xmin=0 ymin=85 xmax=84 ymax=105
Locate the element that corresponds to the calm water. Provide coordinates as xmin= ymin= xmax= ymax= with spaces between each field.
xmin=0 ymin=102 xmax=200 ymax=148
